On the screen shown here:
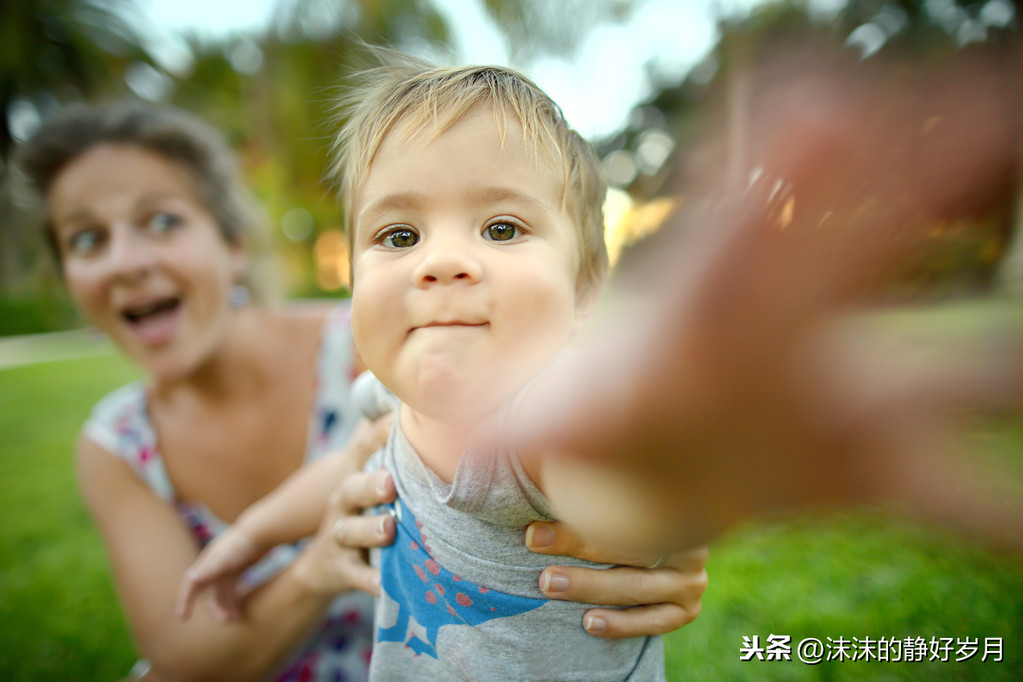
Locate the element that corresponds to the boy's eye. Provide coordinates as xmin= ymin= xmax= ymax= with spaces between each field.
xmin=67 ymin=228 xmax=104 ymax=256
xmin=383 ymin=227 xmax=419 ymax=248
xmin=148 ymin=212 xmax=183 ymax=235
xmin=483 ymin=222 xmax=519 ymax=242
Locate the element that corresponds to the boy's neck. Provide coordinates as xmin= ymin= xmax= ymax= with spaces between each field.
xmin=399 ymin=403 xmax=487 ymax=484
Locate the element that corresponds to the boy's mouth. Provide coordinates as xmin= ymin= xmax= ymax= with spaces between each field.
xmin=410 ymin=321 xmax=488 ymax=334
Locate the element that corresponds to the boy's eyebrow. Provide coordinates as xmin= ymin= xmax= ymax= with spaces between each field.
xmin=467 ymin=185 xmax=551 ymax=210
xmin=357 ymin=191 xmax=430 ymax=225
xmin=357 ymin=186 xmax=552 ymax=226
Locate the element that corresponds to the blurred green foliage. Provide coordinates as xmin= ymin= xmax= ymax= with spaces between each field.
xmin=0 ymin=292 xmax=79 ymax=337
xmin=666 ymin=512 xmax=1023 ymax=681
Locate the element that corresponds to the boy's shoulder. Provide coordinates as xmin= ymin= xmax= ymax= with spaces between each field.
xmin=351 ymin=371 xmax=399 ymax=421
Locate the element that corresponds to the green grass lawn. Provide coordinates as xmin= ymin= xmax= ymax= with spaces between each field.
xmin=1 ymin=351 xmax=1021 ymax=680
xmin=0 ymin=354 xmax=140 ymax=680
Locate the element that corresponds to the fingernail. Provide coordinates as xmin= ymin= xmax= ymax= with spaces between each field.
xmin=526 ymin=524 xmax=555 ymax=550
xmin=584 ymin=615 xmax=607 ymax=633
xmin=377 ymin=515 xmax=389 ymax=536
xmin=376 ymin=471 xmax=391 ymax=495
xmin=542 ymin=570 xmax=570 ymax=594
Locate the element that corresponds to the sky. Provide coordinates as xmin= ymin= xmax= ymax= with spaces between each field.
xmin=136 ymin=0 xmax=839 ymax=141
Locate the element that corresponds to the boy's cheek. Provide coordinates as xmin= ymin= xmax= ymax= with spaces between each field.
xmin=349 ymin=251 xmax=392 ymax=290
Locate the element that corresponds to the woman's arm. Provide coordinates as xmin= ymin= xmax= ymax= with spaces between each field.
xmin=240 ymin=414 xmax=391 ymax=544
xmin=176 ymin=417 xmax=392 ymax=620
xmin=78 ymin=433 xmax=394 ymax=682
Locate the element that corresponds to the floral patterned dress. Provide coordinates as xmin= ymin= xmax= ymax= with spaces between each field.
xmin=84 ymin=304 xmax=374 ymax=681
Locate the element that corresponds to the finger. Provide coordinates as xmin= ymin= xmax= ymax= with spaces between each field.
xmin=671 ymin=545 xmax=710 ymax=573
xmin=175 ymin=558 xmax=234 ymax=621
xmin=333 ymin=513 xmax=396 ymax=550
xmin=329 ymin=469 xmax=397 ymax=516
xmin=896 ymin=340 xmax=1023 ymax=416
xmin=525 ymin=521 xmax=662 ymax=566
xmin=184 ymin=553 xmax=236 ymax=585
xmin=344 ymin=413 xmax=395 ymax=470
xmin=213 ymin=580 xmax=242 ymax=623
xmin=175 ymin=572 xmax=201 ymax=621
xmin=175 ymin=564 xmax=237 ymax=621
xmin=882 ymin=425 xmax=1023 ymax=553
xmin=371 ymin=412 xmax=394 ymax=444
xmin=538 ymin=564 xmax=694 ymax=606
xmin=581 ymin=603 xmax=697 ymax=639
xmin=341 ymin=558 xmax=383 ymax=596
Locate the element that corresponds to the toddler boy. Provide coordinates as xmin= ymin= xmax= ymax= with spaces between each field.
xmin=181 ymin=54 xmax=664 ymax=681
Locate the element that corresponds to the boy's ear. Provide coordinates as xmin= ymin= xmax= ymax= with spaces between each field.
xmin=572 ymin=276 xmax=604 ymax=333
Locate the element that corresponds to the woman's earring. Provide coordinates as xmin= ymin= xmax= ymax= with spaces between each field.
xmin=229 ymin=283 xmax=250 ymax=309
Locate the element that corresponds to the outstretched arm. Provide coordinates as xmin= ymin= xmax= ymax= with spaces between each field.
xmin=533 ymin=47 xmax=1023 ymax=553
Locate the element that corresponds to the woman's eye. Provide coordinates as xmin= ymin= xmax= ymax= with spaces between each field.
xmin=148 ymin=212 xmax=183 ymax=235
xmin=383 ymin=227 xmax=419 ymax=248
xmin=67 ymin=229 xmax=103 ymax=255
xmin=484 ymin=222 xmax=519 ymax=242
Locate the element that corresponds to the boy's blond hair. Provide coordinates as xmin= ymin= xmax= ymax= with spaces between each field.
xmin=328 ymin=50 xmax=608 ymax=293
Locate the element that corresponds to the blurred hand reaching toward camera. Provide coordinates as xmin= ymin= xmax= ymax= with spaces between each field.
xmin=532 ymin=48 xmax=1023 ymax=553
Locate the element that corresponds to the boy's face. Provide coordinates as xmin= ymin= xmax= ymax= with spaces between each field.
xmin=350 ymin=106 xmax=586 ymax=422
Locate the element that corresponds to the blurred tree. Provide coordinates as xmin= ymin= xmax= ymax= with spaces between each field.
xmin=201 ymin=0 xmax=458 ymax=295
xmin=0 ymin=0 xmax=146 ymax=161
xmin=480 ymin=0 xmax=638 ymax=63
xmin=0 ymin=0 xmax=149 ymax=296
xmin=612 ymin=0 xmax=1020 ymax=296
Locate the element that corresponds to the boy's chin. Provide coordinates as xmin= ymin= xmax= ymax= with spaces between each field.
xmin=403 ymin=358 xmax=523 ymax=422
xmin=406 ymin=389 xmax=507 ymax=424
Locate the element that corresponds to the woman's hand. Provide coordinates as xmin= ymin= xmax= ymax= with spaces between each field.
xmin=175 ymin=416 xmax=395 ymax=622
xmin=292 ymin=468 xmax=398 ymax=596
xmin=526 ymin=521 xmax=708 ymax=638
xmin=176 ymin=526 xmax=264 ymax=622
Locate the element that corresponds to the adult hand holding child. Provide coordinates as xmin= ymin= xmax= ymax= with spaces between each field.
xmin=526 ymin=521 xmax=708 ymax=637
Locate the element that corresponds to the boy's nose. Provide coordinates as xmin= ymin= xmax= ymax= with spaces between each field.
xmin=413 ymin=246 xmax=482 ymax=288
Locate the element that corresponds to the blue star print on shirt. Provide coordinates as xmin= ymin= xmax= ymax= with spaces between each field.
xmin=376 ymin=498 xmax=547 ymax=658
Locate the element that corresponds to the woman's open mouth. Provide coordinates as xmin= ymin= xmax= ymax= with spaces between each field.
xmin=121 ymin=297 xmax=182 ymax=346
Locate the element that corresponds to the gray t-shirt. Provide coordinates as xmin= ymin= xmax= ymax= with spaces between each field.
xmin=358 ymin=373 xmax=665 ymax=681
